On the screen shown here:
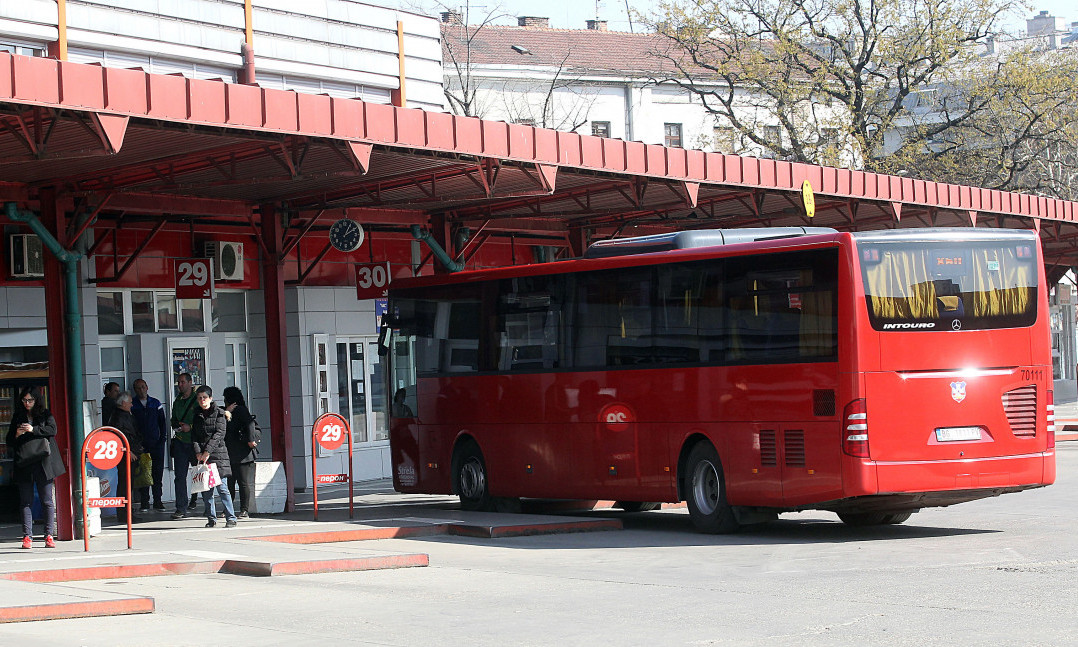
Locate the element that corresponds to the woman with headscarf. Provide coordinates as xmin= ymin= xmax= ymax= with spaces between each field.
xmin=6 ymin=387 xmax=65 ymax=548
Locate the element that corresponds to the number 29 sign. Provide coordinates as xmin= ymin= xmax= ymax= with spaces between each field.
xmin=176 ymin=259 xmax=215 ymax=299
xmin=311 ymin=412 xmax=354 ymax=520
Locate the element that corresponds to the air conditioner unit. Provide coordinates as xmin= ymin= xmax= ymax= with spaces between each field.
xmin=10 ymin=233 xmax=45 ymax=278
xmin=204 ymin=241 xmax=244 ymax=281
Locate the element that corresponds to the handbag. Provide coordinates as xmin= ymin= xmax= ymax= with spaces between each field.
xmin=188 ymin=462 xmax=222 ymax=494
xmin=188 ymin=463 xmax=211 ymax=494
xmin=133 ymin=453 xmax=153 ymax=488
xmin=15 ymin=436 xmax=50 ymax=468
xmin=205 ymin=462 xmax=221 ymax=489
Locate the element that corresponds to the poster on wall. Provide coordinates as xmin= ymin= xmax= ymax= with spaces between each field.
xmin=172 ymin=347 xmax=207 ymax=388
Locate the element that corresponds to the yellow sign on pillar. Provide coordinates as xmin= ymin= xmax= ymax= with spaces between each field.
xmin=801 ymin=180 xmax=815 ymax=219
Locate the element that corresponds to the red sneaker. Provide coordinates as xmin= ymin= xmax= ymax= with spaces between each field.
xmin=44 ymin=535 xmax=56 ymax=548
xmin=20 ymin=536 xmax=31 ymax=549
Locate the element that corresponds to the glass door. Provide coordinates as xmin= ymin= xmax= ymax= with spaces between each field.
xmin=335 ymin=337 xmax=388 ymax=446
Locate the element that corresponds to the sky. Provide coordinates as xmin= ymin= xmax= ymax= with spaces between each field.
xmin=384 ymin=0 xmax=1075 ymax=33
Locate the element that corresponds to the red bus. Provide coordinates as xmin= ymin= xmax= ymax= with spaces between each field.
xmin=384 ymin=227 xmax=1055 ymax=532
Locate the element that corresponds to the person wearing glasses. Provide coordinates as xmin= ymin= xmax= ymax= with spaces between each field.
xmin=190 ymin=385 xmax=238 ymax=527
xmin=6 ymin=387 xmax=65 ymax=549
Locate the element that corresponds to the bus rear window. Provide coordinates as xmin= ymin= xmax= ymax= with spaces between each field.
xmin=859 ymin=241 xmax=1038 ymax=331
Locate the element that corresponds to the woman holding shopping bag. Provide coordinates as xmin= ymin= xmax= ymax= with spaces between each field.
xmin=190 ymin=385 xmax=237 ymax=528
xmin=6 ymin=387 xmax=65 ymax=548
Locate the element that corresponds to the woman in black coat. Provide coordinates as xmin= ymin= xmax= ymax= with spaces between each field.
xmin=223 ymin=386 xmax=258 ymax=518
xmin=6 ymin=386 xmax=65 ymax=548
xmin=190 ymin=385 xmax=237 ymax=527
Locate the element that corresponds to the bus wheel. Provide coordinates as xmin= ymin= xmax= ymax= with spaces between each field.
xmin=453 ymin=441 xmax=492 ymax=511
xmin=838 ymin=511 xmax=913 ymax=526
xmin=615 ymin=501 xmax=661 ymax=512
xmin=684 ymin=442 xmax=739 ymax=533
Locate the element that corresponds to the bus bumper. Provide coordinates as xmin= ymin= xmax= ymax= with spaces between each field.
xmin=861 ymin=451 xmax=1055 ymax=494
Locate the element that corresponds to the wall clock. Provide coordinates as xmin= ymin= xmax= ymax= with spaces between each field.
xmin=329 ymin=218 xmax=364 ymax=252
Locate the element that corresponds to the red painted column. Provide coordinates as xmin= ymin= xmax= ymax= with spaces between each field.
xmin=39 ymin=189 xmax=75 ymax=540
xmin=259 ymin=204 xmax=295 ymax=511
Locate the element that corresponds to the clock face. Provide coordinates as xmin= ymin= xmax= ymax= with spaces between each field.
xmin=329 ymin=219 xmax=364 ymax=252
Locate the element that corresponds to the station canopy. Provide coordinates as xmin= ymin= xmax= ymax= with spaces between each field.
xmin=2 ymin=52 xmax=1078 ymax=277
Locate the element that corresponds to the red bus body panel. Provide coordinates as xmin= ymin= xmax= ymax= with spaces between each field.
xmin=390 ymin=230 xmax=1054 ymax=516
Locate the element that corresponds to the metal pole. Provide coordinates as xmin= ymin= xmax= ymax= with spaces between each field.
xmin=5 ymin=202 xmax=85 ymax=538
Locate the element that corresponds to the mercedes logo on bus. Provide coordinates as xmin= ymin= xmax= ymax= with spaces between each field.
xmin=952 ymin=319 xmax=962 ymax=331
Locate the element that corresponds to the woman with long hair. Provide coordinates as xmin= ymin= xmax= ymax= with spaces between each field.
xmin=6 ymin=387 xmax=65 ymax=548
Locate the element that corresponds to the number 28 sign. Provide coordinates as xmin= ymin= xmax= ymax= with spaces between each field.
xmin=176 ymin=259 xmax=215 ymax=299
xmin=88 ymin=429 xmax=125 ymax=470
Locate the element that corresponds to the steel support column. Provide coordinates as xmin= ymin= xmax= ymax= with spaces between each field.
xmin=40 ymin=190 xmax=75 ymax=540
xmin=259 ymin=204 xmax=295 ymax=511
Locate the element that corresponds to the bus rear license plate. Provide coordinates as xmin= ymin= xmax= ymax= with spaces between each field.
xmin=935 ymin=427 xmax=982 ymax=442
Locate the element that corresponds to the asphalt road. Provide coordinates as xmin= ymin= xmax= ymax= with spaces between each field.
xmin=5 ymin=445 xmax=1076 ymax=646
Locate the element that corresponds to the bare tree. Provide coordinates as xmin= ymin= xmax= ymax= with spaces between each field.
xmin=498 ymin=51 xmax=599 ymax=131
xmin=641 ymin=0 xmax=1078 ymax=197
xmin=437 ymin=2 xmax=509 ymax=118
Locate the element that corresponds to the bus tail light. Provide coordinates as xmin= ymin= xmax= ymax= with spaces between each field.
xmin=842 ymin=399 xmax=869 ymax=458
xmin=1047 ymin=390 xmax=1056 ymax=450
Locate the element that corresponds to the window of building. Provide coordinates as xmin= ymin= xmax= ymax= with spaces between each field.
xmin=664 ymin=123 xmax=683 ymax=148
xmin=592 ymin=121 xmax=611 ymax=138
xmin=131 ymin=291 xmax=155 ymax=333
xmin=113 ymin=290 xmax=212 ymax=333
xmin=713 ymin=126 xmax=737 ymax=153
xmin=0 ymin=42 xmax=45 ymax=57
xmin=212 ymin=292 xmax=247 ymax=332
xmin=97 ymin=291 xmax=125 ymax=335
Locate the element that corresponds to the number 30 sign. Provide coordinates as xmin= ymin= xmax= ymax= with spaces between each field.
xmin=176 ymin=259 xmax=215 ymax=299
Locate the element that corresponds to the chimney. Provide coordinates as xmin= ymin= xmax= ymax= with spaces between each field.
xmin=586 ymin=20 xmax=608 ymax=31
xmin=440 ymin=11 xmax=463 ymax=25
xmin=517 ymin=16 xmax=550 ymax=29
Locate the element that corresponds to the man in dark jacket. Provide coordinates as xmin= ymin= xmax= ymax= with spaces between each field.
xmin=107 ymin=392 xmax=143 ymax=523
xmin=101 ymin=382 xmax=119 ymax=426
xmin=132 ymin=379 xmax=167 ymax=512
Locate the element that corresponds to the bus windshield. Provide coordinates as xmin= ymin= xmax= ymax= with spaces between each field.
xmin=859 ymin=238 xmax=1038 ymax=331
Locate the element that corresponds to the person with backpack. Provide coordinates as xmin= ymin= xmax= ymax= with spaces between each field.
xmin=223 ymin=386 xmax=259 ymax=518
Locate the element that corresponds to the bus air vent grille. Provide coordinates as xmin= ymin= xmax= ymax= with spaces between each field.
xmin=1002 ymin=385 xmax=1037 ymax=437
xmin=813 ymin=390 xmax=835 ymax=416
xmin=760 ymin=430 xmax=777 ymax=466
xmin=785 ymin=430 xmax=806 ymax=467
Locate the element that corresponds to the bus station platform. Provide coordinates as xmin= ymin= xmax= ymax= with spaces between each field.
xmin=0 ymin=482 xmax=623 ymax=624
xmin=1054 ymin=378 xmax=1078 ymax=441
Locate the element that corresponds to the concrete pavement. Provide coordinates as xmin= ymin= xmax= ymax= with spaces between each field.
xmin=0 ymin=483 xmax=622 ymax=623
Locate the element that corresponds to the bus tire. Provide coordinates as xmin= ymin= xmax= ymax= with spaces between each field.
xmin=838 ymin=511 xmax=913 ymax=526
xmin=452 ymin=440 xmax=492 ymax=511
xmin=615 ymin=501 xmax=661 ymax=512
xmin=684 ymin=442 xmax=739 ymax=534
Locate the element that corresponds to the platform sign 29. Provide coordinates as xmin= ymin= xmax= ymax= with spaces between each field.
xmin=176 ymin=259 xmax=215 ymax=299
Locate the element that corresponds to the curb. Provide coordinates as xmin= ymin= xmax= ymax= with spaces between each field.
xmin=0 ymin=597 xmax=154 ymax=624
xmin=249 ymin=518 xmax=623 ymax=544
xmin=0 ymin=553 xmax=427 ymax=585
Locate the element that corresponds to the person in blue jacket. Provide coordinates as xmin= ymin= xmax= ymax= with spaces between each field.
xmin=131 ymin=379 xmax=168 ymax=512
